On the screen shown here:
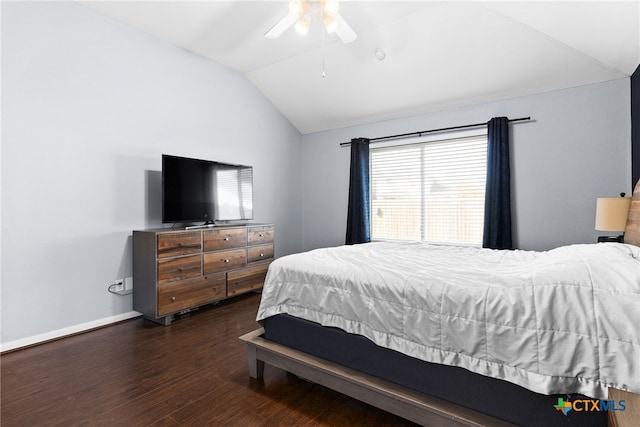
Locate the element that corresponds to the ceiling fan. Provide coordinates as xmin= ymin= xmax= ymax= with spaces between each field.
xmin=265 ymin=0 xmax=357 ymax=44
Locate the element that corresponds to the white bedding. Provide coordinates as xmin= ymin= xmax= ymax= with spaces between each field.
xmin=256 ymin=241 xmax=640 ymax=399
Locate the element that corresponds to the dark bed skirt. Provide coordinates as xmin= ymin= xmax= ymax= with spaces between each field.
xmin=263 ymin=314 xmax=607 ymax=427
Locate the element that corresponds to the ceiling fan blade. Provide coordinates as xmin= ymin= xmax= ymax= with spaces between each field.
xmin=335 ymin=14 xmax=357 ymax=44
xmin=265 ymin=13 xmax=298 ymax=39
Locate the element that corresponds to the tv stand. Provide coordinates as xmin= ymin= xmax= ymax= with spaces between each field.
xmin=133 ymin=223 xmax=274 ymax=325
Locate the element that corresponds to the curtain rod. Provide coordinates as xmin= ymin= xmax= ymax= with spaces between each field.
xmin=339 ymin=116 xmax=531 ymax=147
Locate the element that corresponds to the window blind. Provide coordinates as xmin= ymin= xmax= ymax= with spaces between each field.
xmin=370 ymin=134 xmax=487 ymax=245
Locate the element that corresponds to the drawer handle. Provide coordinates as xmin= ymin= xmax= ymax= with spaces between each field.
xmin=225 ymin=259 xmax=230 ymax=263
xmin=224 ymin=237 xmax=229 ymax=241
xmin=259 ymin=234 xmax=264 ymax=237
xmin=260 ymin=253 xmax=265 ymax=257
xmin=170 ymin=296 xmax=176 ymax=302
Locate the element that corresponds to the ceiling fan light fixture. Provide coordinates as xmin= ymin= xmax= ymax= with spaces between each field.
xmin=323 ymin=14 xmax=338 ymax=34
xmin=323 ymin=0 xmax=339 ymax=17
xmin=289 ymin=0 xmax=306 ymax=18
xmin=266 ymin=0 xmax=356 ymax=43
xmin=295 ymin=13 xmax=311 ymax=35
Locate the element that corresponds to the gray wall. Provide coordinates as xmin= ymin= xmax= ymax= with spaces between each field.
xmin=1 ymin=2 xmax=302 ymax=345
xmin=301 ymin=78 xmax=632 ymax=252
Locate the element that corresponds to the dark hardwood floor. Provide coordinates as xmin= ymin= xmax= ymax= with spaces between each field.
xmin=1 ymin=293 xmax=418 ymax=426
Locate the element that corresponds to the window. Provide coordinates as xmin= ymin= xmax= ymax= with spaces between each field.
xmin=370 ymin=132 xmax=487 ymax=245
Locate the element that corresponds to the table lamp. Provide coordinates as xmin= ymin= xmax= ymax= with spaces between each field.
xmin=595 ymin=193 xmax=631 ymax=242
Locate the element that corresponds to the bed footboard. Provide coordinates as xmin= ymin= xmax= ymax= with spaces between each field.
xmin=239 ymin=328 xmax=514 ymax=427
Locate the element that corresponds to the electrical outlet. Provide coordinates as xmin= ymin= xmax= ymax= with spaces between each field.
xmin=114 ymin=279 xmax=124 ymax=292
xmin=124 ymin=277 xmax=133 ymax=291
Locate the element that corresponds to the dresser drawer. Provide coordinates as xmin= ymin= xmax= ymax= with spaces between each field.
xmin=203 ymin=228 xmax=247 ymax=252
xmin=227 ymin=263 xmax=270 ymax=296
xmin=157 ymin=254 xmax=202 ymax=285
xmin=248 ymin=227 xmax=274 ymax=246
xmin=157 ymin=273 xmax=226 ymax=316
xmin=157 ymin=232 xmax=201 ymax=259
xmin=203 ymin=248 xmax=247 ymax=274
xmin=247 ymin=244 xmax=274 ymax=263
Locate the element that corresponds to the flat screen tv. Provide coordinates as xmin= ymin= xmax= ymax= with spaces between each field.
xmin=162 ymin=154 xmax=253 ymax=224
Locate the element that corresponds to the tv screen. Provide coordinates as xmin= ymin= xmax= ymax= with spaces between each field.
xmin=162 ymin=154 xmax=253 ymax=224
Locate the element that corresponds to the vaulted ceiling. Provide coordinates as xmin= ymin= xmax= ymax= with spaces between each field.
xmin=79 ymin=1 xmax=640 ymax=134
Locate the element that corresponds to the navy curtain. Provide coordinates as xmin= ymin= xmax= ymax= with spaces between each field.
xmin=483 ymin=117 xmax=513 ymax=250
xmin=345 ymin=138 xmax=371 ymax=245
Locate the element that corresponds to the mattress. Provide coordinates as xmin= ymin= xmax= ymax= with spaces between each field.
xmin=263 ymin=313 xmax=607 ymax=427
xmin=256 ymin=241 xmax=640 ymax=399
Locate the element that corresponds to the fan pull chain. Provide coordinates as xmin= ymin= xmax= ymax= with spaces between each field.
xmin=322 ymin=25 xmax=326 ymax=78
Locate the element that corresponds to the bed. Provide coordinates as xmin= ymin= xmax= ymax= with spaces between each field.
xmin=241 ymin=180 xmax=640 ymax=426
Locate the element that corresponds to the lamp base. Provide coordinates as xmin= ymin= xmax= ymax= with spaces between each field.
xmin=597 ymin=235 xmax=624 ymax=243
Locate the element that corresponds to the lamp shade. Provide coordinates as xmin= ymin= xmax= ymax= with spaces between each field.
xmin=595 ymin=197 xmax=632 ymax=231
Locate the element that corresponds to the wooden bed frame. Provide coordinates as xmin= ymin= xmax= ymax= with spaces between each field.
xmin=241 ymin=179 xmax=640 ymax=427
xmin=240 ymin=328 xmax=517 ymax=426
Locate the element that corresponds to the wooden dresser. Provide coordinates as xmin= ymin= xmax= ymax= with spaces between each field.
xmin=133 ymin=224 xmax=274 ymax=325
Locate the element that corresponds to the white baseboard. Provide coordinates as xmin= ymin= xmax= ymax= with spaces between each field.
xmin=0 ymin=311 xmax=142 ymax=353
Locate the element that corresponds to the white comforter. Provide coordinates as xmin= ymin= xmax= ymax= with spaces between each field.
xmin=256 ymin=242 xmax=640 ymax=399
